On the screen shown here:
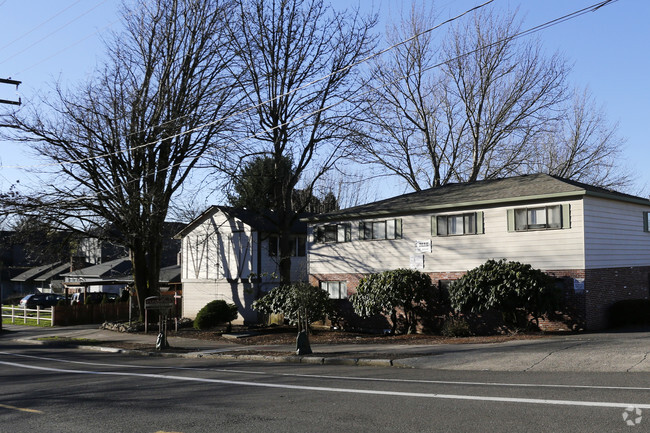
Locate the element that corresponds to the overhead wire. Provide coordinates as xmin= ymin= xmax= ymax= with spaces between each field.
xmin=0 ymin=0 xmax=85 ymax=52
xmin=0 ymin=0 xmax=111 ymax=67
xmin=2 ymin=0 xmax=497 ymax=171
xmin=11 ymin=0 xmax=149 ymax=77
xmin=2 ymin=0 xmax=620 ymax=205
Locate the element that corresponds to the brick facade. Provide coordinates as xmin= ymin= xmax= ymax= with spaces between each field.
xmin=583 ymin=266 xmax=650 ymax=329
xmin=311 ymin=266 xmax=650 ymax=331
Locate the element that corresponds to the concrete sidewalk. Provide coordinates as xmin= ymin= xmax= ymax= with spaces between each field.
xmin=2 ymin=324 xmax=650 ymax=372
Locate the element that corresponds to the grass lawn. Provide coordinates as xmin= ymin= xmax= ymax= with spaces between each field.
xmin=2 ymin=307 xmax=53 ymax=327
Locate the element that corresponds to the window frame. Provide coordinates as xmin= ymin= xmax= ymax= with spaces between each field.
xmin=320 ymin=280 xmax=348 ymax=299
xmin=315 ymin=223 xmax=351 ymax=243
xmin=511 ymin=204 xmax=564 ymax=231
xmin=433 ymin=212 xmax=482 ymax=237
xmin=268 ymin=235 xmax=308 ymax=256
xmin=359 ymin=219 xmax=402 ymax=241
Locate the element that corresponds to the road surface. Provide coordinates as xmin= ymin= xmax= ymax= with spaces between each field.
xmin=0 ymin=342 xmax=648 ymax=432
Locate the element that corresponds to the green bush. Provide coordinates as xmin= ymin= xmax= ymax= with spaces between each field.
xmin=252 ymin=283 xmax=333 ymax=332
xmin=193 ymin=300 xmax=239 ymax=330
xmin=440 ymin=316 xmax=472 ymax=337
xmin=449 ymin=259 xmax=560 ymax=328
xmin=609 ymin=300 xmax=650 ymax=327
xmin=350 ymin=269 xmax=435 ymax=334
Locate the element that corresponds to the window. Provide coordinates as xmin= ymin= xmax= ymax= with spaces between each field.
xmin=315 ymin=223 xmax=351 ymax=243
xmin=509 ymin=205 xmax=565 ymax=231
xmin=320 ymin=281 xmax=347 ymax=299
xmin=268 ymin=235 xmax=307 ymax=256
xmin=359 ymin=219 xmax=402 ymax=240
xmin=644 ymin=212 xmax=650 ymax=232
xmin=268 ymin=236 xmax=278 ymax=256
xmin=296 ymin=236 xmax=307 ymax=256
xmin=433 ymin=212 xmax=483 ymax=236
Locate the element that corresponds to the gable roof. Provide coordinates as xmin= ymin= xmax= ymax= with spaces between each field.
xmin=159 ymin=264 xmax=181 ymax=284
xmin=307 ymin=174 xmax=650 ymax=222
xmin=175 ymin=205 xmax=310 ymax=238
xmin=11 ymin=262 xmax=65 ymax=282
xmin=60 ymin=257 xmax=132 ymax=279
xmin=34 ymin=262 xmax=71 ymax=282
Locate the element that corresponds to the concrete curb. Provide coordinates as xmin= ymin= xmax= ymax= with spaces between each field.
xmin=11 ymin=337 xmax=399 ymax=367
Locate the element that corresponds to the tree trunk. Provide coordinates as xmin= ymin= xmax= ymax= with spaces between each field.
xmin=130 ymin=230 xmax=164 ymax=321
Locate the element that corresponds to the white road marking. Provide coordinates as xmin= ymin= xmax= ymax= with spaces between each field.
xmin=0 ymin=403 xmax=43 ymax=414
xmin=1 ymin=359 xmax=649 ymax=410
xmin=2 ymin=351 xmax=650 ymax=392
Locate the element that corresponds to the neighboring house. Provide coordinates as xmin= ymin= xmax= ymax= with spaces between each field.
xmin=11 ymin=261 xmax=69 ymax=294
xmin=176 ymin=206 xmax=309 ymax=324
xmin=75 ymin=223 xmax=182 ymax=267
xmin=76 ymin=237 xmax=128 ymax=266
xmin=61 ymin=257 xmax=133 ymax=295
xmin=306 ymin=174 xmax=650 ymax=330
xmin=61 ymin=257 xmax=180 ymax=298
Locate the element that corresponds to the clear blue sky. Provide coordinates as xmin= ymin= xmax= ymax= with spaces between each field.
xmin=0 ymin=0 xmax=648 ymax=201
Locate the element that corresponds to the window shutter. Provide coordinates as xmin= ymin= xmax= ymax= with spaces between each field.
xmin=476 ymin=211 xmax=484 ymax=234
xmin=507 ymin=209 xmax=515 ymax=232
xmin=337 ymin=224 xmax=347 ymax=243
xmin=395 ymin=219 xmax=402 ymax=238
xmin=358 ymin=222 xmax=365 ymax=240
xmin=386 ymin=219 xmax=395 ymax=240
xmin=562 ymin=204 xmax=571 ymax=229
xmin=431 ymin=216 xmax=437 ymax=237
xmin=644 ymin=212 xmax=649 ymax=232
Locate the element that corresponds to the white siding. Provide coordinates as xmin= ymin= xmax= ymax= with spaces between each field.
xmin=182 ymin=280 xmax=257 ymax=323
xmin=583 ymin=196 xmax=650 ymax=269
xmin=179 ymin=208 xmax=309 ymax=322
xmin=309 ymin=199 xmax=585 ymax=275
xmin=181 ymin=212 xmax=254 ymax=281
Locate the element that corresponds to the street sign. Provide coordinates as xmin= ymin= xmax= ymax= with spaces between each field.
xmin=144 ymin=296 xmax=173 ymax=312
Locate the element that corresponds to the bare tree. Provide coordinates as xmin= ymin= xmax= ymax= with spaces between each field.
xmin=525 ymin=89 xmax=631 ymax=189
xmin=214 ymin=0 xmax=377 ymax=284
xmin=358 ymin=4 xmax=460 ymax=191
xmin=361 ymin=7 xmax=571 ymax=189
xmin=0 ymin=0 xmax=237 ymax=319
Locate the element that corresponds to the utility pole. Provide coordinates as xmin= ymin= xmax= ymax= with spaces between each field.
xmin=0 ymin=78 xmax=20 ymax=331
xmin=0 ymin=78 xmax=21 ymax=106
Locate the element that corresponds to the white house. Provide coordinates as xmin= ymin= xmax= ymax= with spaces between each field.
xmin=176 ymin=206 xmax=309 ymax=323
xmin=306 ymin=174 xmax=650 ymax=330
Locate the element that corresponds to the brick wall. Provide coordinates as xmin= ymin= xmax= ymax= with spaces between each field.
xmin=311 ymin=266 xmax=650 ymax=331
xmin=584 ymin=266 xmax=650 ymax=329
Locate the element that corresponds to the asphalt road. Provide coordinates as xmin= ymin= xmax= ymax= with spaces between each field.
xmin=1 ymin=342 xmax=649 ymax=432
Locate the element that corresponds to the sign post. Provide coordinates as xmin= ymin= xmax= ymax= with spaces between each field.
xmin=144 ymin=296 xmax=173 ymax=350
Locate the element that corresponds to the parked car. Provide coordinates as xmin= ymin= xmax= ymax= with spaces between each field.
xmin=19 ymin=294 xmax=64 ymax=309
xmin=70 ymin=292 xmax=119 ymax=305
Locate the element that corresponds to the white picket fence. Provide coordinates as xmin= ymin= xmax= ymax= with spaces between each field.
xmin=1 ymin=305 xmax=55 ymax=326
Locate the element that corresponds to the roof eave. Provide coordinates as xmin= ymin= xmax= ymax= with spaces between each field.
xmin=306 ymin=191 xmax=590 ymax=223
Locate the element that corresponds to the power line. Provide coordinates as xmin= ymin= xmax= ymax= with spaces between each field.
xmin=13 ymin=14 xmax=123 ymax=77
xmin=2 ymin=0 xmax=497 ymax=171
xmin=1 ymin=0 xmax=619 ymax=207
xmin=0 ymin=0 xmax=84 ymax=52
xmin=0 ymin=0 xmax=111 ymax=67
